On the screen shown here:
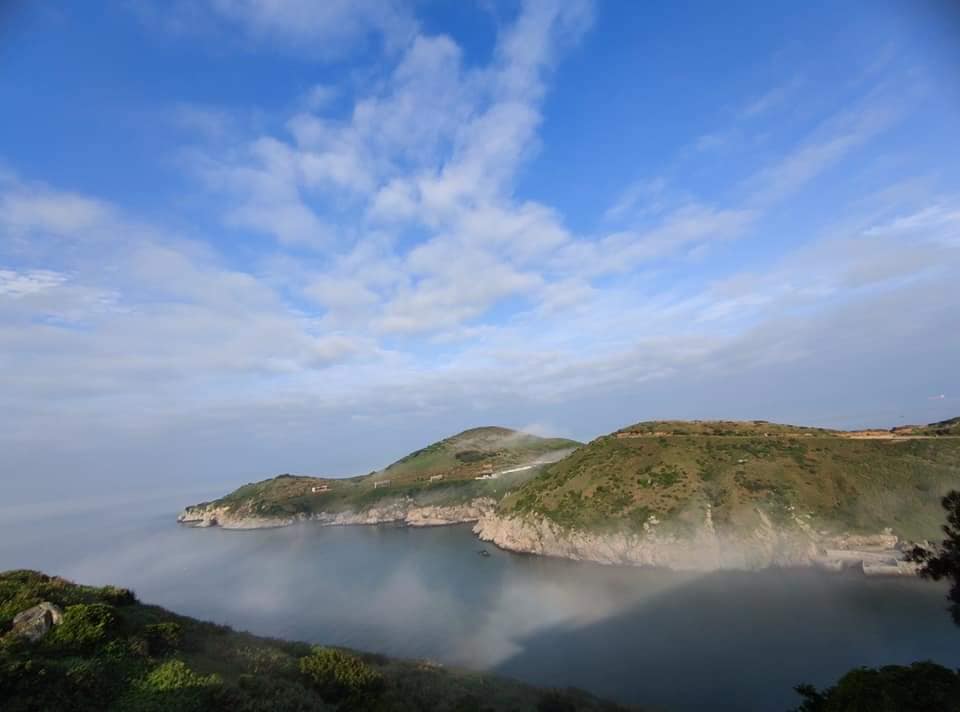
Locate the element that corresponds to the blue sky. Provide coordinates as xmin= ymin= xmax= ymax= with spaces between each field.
xmin=1 ymin=1 xmax=958 ymax=502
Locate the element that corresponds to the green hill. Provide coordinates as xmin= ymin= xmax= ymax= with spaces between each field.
xmin=373 ymin=426 xmax=581 ymax=484
xmin=183 ymin=427 xmax=580 ymax=522
xmin=500 ymin=419 xmax=960 ymax=542
xmin=0 ymin=570 xmax=630 ymax=711
xmin=903 ymin=416 xmax=960 ymax=437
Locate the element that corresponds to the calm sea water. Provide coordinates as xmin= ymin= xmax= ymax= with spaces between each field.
xmin=2 ymin=492 xmax=957 ymax=711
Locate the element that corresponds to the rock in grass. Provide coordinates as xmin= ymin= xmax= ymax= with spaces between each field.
xmin=10 ymin=601 xmax=63 ymax=641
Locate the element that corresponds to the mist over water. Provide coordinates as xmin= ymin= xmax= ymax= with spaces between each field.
xmin=2 ymin=495 xmax=958 ymax=711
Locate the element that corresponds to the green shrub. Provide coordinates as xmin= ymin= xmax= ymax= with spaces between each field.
xmin=142 ymin=659 xmax=219 ymax=692
xmin=117 ymin=659 xmax=222 ymax=712
xmin=99 ymin=585 xmax=138 ymax=606
xmin=224 ymin=675 xmax=320 ymax=712
xmin=50 ymin=603 xmax=119 ymax=651
xmin=298 ymin=646 xmax=383 ymax=702
xmin=793 ymin=661 xmax=960 ymax=711
xmin=144 ymin=622 xmax=182 ymax=656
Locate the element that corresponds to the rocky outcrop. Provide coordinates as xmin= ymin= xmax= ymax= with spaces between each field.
xmin=177 ymin=505 xmax=296 ymax=529
xmin=9 ymin=602 xmax=63 ymax=641
xmin=472 ymin=511 xmax=916 ymax=575
xmin=179 ymin=497 xmax=916 ymax=576
xmin=177 ymin=498 xmax=496 ymax=531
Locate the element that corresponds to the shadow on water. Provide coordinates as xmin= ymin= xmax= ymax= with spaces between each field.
xmin=491 ymin=563 xmax=958 ymax=711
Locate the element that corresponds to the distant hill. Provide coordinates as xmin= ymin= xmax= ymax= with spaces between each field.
xmin=373 ymin=426 xmax=581 ymax=483
xmin=0 ymin=570 xmax=631 ymax=711
xmin=900 ymin=416 xmax=960 ymax=437
xmin=499 ymin=418 xmax=960 ymax=542
xmin=180 ymin=427 xmax=580 ymax=525
xmin=181 ymin=417 xmax=960 ymax=572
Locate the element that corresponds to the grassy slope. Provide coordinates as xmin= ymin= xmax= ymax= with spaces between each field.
xmin=0 ymin=570 xmax=632 ymax=712
xmin=501 ymin=420 xmax=960 ymax=541
xmin=194 ymin=427 xmax=581 ymax=518
xmin=373 ymin=427 xmax=581 ymax=484
xmin=906 ymin=416 xmax=960 ymax=437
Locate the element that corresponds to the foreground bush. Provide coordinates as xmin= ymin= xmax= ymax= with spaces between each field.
xmin=299 ymin=646 xmax=384 ymax=702
xmin=144 ymin=622 xmax=182 ymax=656
xmin=794 ymin=661 xmax=960 ymax=711
xmin=50 ymin=603 xmax=119 ymax=651
xmin=0 ymin=569 xmax=632 ymax=711
xmin=118 ymin=659 xmax=222 ymax=712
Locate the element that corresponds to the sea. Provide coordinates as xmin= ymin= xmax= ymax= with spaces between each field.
xmin=1 ymin=490 xmax=957 ymax=711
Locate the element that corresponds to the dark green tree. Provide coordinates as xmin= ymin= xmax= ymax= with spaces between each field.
xmin=906 ymin=490 xmax=960 ymax=625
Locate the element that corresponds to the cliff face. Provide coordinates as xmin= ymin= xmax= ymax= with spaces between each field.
xmin=177 ymin=498 xmax=496 ymax=530
xmin=472 ymin=510 xmax=918 ymax=575
xmin=178 ymin=499 xmax=918 ymax=575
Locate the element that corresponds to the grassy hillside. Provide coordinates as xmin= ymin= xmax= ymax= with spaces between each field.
xmin=373 ymin=426 xmax=581 ymax=484
xmin=0 ymin=570 xmax=631 ymax=712
xmin=903 ymin=416 xmax=960 ymax=437
xmin=501 ymin=419 xmax=960 ymax=541
xmin=190 ymin=427 xmax=581 ymax=519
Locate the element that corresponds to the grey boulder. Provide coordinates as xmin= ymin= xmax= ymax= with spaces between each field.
xmin=10 ymin=602 xmax=64 ymax=641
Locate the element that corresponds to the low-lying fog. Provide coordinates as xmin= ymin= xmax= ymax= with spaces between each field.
xmin=2 ymin=492 xmax=957 ymax=711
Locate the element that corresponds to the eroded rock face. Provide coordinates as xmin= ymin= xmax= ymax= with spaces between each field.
xmin=472 ymin=512 xmax=914 ymax=575
xmin=10 ymin=602 xmax=63 ymax=641
xmin=177 ymin=498 xmax=497 ymax=531
xmin=178 ymin=497 xmax=914 ymax=576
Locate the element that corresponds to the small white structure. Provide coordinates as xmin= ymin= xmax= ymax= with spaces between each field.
xmin=429 ymin=474 xmax=444 ymax=482
xmin=373 ymin=480 xmax=390 ymax=489
xmin=311 ymin=484 xmax=330 ymax=493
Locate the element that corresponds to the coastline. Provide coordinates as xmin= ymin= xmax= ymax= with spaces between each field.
xmin=178 ymin=498 xmax=918 ymax=576
xmin=177 ymin=497 xmax=497 ymax=530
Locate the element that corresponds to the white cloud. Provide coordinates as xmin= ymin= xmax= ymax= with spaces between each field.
xmin=206 ymin=0 xmax=417 ymax=56
xmin=740 ymin=77 xmax=804 ymax=118
xmin=0 ymin=269 xmax=66 ymax=298
xmin=5 ymin=1 xmax=957 ymax=499
xmin=0 ymin=187 xmax=110 ymax=236
xmin=746 ymin=102 xmax=898 ymax=205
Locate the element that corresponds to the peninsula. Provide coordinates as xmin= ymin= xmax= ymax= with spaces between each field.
xmin=180 ymin=418 xmax=960 ymax=574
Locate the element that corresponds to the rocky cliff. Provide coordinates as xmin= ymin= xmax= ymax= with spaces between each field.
xmin=177 ymin=498 xmax=496 ymax=530
xmin=472 ymin=509 xmax=918 ymax=576
xmin=179 ymin=497 xmax=917 ymax=575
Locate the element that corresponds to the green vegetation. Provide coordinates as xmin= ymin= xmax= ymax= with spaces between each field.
xmin=791 ymin=495 xmax=960 ymax=710
xmin=299 ymin=647 xmax=383 ymax=702
xmin=188 ymin=427 xmax=580 ymax=520
xmin=502 ymin=419 xmax=960 ymax=540
xmin=377 ymin=426 xmax=580 ymax=483
xmin=792 ymin=661 xmax=960 ymax=711
xmin=187 ymin=418 xmax=960 ymax=543
xmin=0 ymin=570 xmax=632 ymax=711
xmin=908 ymin=491 xmax=960 ymax=624
xmin=908 ymin=416 xmax=960 ymax=437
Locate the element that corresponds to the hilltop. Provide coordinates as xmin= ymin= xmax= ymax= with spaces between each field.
xmin=179 ymin=427 xmax=580 ymax=529
xmin=373 ymin=426 xmax=580 ymax=484
xmin=0 ymin=570 xmax=630 ymax=711
xmin=476 ymin=418 xmax=960 ymax=571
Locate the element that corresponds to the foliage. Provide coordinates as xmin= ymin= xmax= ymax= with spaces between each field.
xmin=100 ymin=585 xmax=138 ymax=606
xmin=792 ymin=661 xmax=960 ymax=711
xmin=501 ymin=419 xmax=960 ymax=539
xmin=298 ymin=646 xmax=383 ymax=702
xmin=193 ymin=426 xmax=581 ymax=519
xmin=118 ymin=659 xmax=222 ymax=712
xmin=144 ymin=622 xmax=182 ymax=656
xmin=907 ymin=490 xmax=960 ymax=625
xmin=0 ymin=570 xmax=627 ymax=711
xmin=50 ymin=603 xmax=120 ymax=651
